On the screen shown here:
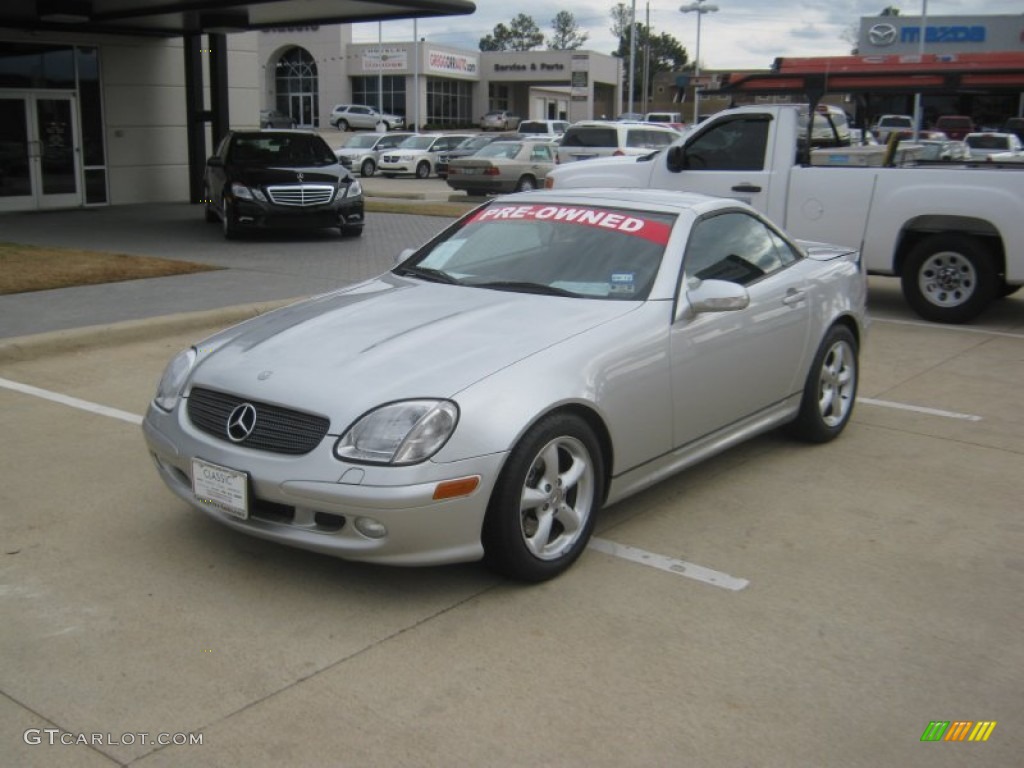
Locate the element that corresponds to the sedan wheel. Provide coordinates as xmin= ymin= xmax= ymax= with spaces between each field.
xmin=221 ymin=197 xmax=239 ymax=240
xmin=483 ymin=413 xmax=603 ymax=582
xmin=789 ymin=325 xmax=858 ymax=443
xmin=515 ymin=175 xmax=536 ymax=193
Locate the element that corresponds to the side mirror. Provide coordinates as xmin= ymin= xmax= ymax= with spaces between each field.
xmin=394 ymin=247 xmax=415 ymax=266
xmin=684 ymin=279 xmax=750 ymax=316
xmin=206 ymin=156 xmax=224 ymax=167
xmin=666 ymin=145 xmax=685 ymax=173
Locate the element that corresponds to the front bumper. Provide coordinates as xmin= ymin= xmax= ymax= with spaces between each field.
xmin=142 ymin=402 xmax=506 ymax=566
xmin=232 ymin=196 xmax=364 ymax=232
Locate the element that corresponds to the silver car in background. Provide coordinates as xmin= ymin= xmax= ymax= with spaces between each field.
xmin=334 ymin=131 xmax=416 ymax=177
xmin=143 ymin=189 xmax=866 ymax=582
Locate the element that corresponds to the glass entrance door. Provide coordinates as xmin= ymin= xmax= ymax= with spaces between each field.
xmin=288 ymin=94 xmax=315 ymax=128
xmin=0 ymin=92 xmax=81 ymax=212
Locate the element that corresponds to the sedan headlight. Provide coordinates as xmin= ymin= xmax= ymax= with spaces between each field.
xmin=154 ymin=348 xmax=197 ymax=411
xmin=345 ymin=179 xmax=363 ymax=198
xmin=230 ymin=182 xmax=267 ymax=202
xmin=335 ymin=400 xmax=458 ymax=465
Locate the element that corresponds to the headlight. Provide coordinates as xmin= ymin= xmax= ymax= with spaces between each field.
xmin=345 ymin=179 xmax=363 ymax=198
xmin=335 ymin=400 xmax=458 ymax=465
xmin=154 ymin=348 xmax=197 ymax=411
xmin=230 ymin=182 xmax=266 ymax=202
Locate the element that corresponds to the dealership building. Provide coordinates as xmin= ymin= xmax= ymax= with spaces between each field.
xmin=259 ymin=27 xmax=621 ymax=132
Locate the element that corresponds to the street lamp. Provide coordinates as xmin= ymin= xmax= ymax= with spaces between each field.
xmin=680 ymin=0 xmax=719 ymax=125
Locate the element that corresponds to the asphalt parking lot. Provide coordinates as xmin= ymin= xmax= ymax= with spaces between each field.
xmin=1 ymin=202 xmax=1022 ymax=767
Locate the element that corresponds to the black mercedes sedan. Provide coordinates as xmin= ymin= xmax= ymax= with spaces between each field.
xmin=204 ymin=131 xmax=364 ymax=239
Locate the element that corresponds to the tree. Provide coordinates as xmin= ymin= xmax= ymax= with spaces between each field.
xmin=479 ymin=13 xmax=545 ymax=51
xmin=609 ymin=5 xmax=688 ymax=107
xmin=549 ymin=11 xmax=589 ymax=50
xmin=880 ymin=6 xmax=900 ymax=16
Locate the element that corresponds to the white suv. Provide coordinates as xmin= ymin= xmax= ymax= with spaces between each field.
xmin=377 ymin=134 xmax=474 ymax=178
xmin=329 ymin=104 xmax=404 ymax=131
xmin=556 ymin=121 xmax=680 ymax=164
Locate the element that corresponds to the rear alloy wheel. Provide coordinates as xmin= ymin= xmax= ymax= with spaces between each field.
xmin=482 ymin=413 xmax=603 ymax=582
xmin=515 ymin=175 xmax=536 ymax=192
xmin=360 ymin=158 xmax=376 ymax=177
xmin=901 ymin=234 xmax=997 ymax=323
xmin=789 ymin=325 xmax=858 ymax=443
xmin=415 ymin=161 xmax=431 ymax=179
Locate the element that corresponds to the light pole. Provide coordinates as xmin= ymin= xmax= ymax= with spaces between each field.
xmin=912 ymin=0 xmax=928 ymax=141
xmin=679 ymin=0 xmax=719 ymax=125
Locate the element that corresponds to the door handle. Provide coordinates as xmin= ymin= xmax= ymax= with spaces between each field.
xmin=782 ymin=289 xmax=806 ymax=307
xmin=731 ymin=183 xmax=761 ymax=193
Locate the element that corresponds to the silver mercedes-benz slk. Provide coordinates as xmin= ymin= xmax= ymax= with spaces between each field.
xmin=143 ymin=188 xmax=867 ymax=582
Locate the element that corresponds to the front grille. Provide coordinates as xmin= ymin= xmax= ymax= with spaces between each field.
xmin=187 ymin=387 xmax=330 ymax=455
xmin=266 ymin=184 xmax=335 ymax=207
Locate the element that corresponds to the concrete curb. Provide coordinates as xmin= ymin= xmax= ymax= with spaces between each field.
xmin=0 ymin=297 xmax=300 ymax=365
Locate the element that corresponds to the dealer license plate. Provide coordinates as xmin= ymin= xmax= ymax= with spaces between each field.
xmin=191 ymin=458 xmax=249 ymax=520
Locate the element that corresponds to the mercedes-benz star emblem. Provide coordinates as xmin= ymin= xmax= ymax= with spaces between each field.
xmin=296 ymin=171 xmax=304 ymax=182
xmin=868 ymin=23 xmax=898 ymax=46
xmin=226 ymin=403 xmax=257 ymax=442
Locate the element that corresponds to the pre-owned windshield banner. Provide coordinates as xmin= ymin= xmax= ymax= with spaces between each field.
xmin=469 ymin=205 xmax=672 ymax=245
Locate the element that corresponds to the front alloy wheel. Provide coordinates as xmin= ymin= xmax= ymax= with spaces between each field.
xmin=483 ymin=413 xmax=603 ymax=582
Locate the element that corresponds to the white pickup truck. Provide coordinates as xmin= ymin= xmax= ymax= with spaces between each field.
xmin=547 ymin=104 xmax=1024 ymax=323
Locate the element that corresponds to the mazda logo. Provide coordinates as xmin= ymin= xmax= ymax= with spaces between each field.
xmin=868 ymin=23 xmax=898 ymax=46
xmin=226 ymin=403 xmax=257 ymax=442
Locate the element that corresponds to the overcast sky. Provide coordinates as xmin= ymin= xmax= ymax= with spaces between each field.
xmin=353 ymin=1 xmax=1023 ymax=70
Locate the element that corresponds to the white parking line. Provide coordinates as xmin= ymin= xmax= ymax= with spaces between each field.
xmin=588 ymin=538 xmax=750 ymax=591
xmin=874 ymin=317 xmax=1024 ymax=341
xmin=857 ymin=397 xmax=982 ymax=422
xmin=0 ymin=377 xmax=143 ymax=426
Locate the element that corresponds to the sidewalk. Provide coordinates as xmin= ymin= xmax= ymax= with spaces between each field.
xmin=0 ymin=189 xmax=462 ymax=350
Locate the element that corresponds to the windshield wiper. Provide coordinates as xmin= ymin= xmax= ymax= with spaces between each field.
xmin=394 ymin=266 xmax=461 ymax=285
xmin=466 ymin=280 xmax=580 ymax=297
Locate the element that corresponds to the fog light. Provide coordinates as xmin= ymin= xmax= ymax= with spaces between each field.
xmin=354 ymin=516 xmax=387 ymax=539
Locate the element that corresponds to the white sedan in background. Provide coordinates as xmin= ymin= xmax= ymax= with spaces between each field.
xmin=144 ymin=189 xmax=866 ymax=582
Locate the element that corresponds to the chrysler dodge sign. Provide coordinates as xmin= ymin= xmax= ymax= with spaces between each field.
xmin=868 ymin=22 xmax=986 ymax=47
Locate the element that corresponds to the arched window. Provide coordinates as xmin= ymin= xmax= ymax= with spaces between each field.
xmin=274 ymin=47 xmax=318 ymax=127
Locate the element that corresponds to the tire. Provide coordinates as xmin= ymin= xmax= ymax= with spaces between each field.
xmin=515 ymin=175 xmax=536 ymax=193
xmin=336 ymin=119 xmax=349 ymax=132
xmin=221 ymin=197 xmax=239 ymax=240
xmin=482 ymin=413 xmax=604 ymax=582
xmin=788 ymin=325 xmax=858 ymax=444
xmin=204 ymin=188 xmax=217 ymax=223
xmin=415 ymin=161 xmax=431 ymax=179
xmin=901 ymin=234 xmax=997 ymax=323
xmin=360 ymin=158 xmax=375 ymax=177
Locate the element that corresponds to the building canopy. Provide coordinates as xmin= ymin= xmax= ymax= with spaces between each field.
xmin=1 ymin=0 xmax=476 ymax=37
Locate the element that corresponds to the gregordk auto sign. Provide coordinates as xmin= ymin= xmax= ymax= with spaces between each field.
xmin=428 ymin=50 xmax=478 ymax=74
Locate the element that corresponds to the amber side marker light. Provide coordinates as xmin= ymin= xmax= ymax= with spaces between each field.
xmin=433 ymin=476 xmax=481 ymax=500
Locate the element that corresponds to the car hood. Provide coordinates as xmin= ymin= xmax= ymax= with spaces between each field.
xmin=231 ymin=164 xmax=348 ymax=186
xmin=188 ymin=274 xmax=637 ymax=428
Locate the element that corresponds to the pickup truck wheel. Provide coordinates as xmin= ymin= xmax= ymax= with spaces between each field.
xmin=901 ymin=234 xmax=997 ymax=323
xmin=788 ymin=325 xmax=858 ymax=444
xmin=482 ymin=413 xmax=603 ymax=582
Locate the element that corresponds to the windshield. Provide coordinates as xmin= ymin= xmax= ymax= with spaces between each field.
xmin=396 ymin=202 xmax=674 ymax=300
xmin=228 ymin=134 xmax=337 ymax=166
xmin=476 ymin=142 xmax=523 ymax=159
xmin=343 ymin=134 xmax=382 ymax=149
xmin=399 ymin=136 xmax=438 ymax=150
xmin=966 ymin=135 xmax=1009 ymax=150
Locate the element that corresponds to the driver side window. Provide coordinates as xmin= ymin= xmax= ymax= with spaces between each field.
xmin=683 ymin=212 xmax=799 ymax=286
xmin=685 ymin=117 xmax=769 ymax=171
